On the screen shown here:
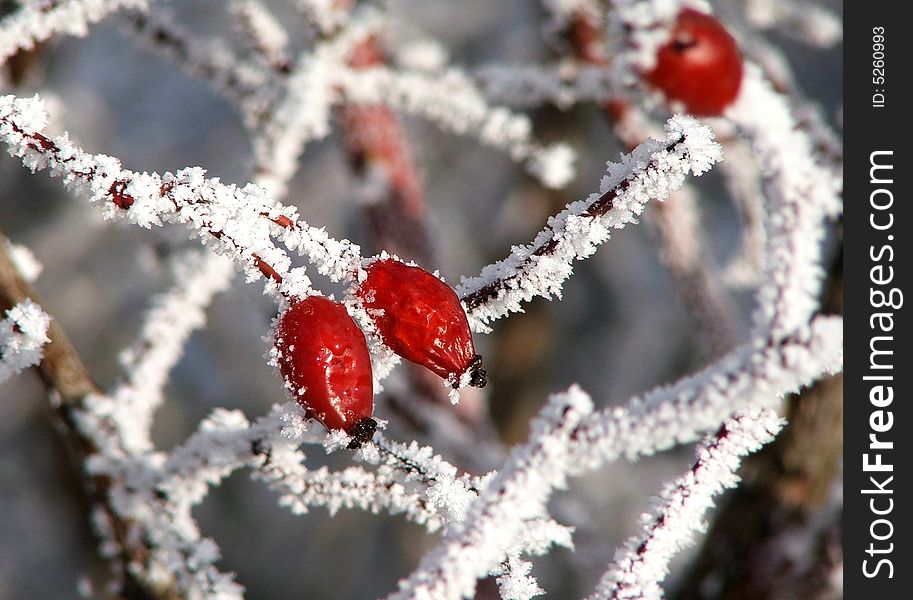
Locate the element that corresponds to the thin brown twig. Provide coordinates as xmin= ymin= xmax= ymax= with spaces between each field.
xmin=0 ymin=233 xmax=178 ymax=600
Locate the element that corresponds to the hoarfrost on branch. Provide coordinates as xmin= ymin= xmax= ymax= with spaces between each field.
xmin=0 ymin=1 xmax=843 ymax=599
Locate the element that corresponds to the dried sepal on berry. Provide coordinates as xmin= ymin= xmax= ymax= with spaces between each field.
xmin=357 ymin=258 xmax=486 ymax=389
xmin=273 ymin=296 xmax=376 ymax=447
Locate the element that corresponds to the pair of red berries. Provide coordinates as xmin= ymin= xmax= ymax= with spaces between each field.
xmin=273 ymin=259 xmax=485 ymax=447
xmin=645 ymin=9 xmax=743 ymax=116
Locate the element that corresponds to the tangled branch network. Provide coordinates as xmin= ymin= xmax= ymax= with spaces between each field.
xmin=1 ymin=0 xmax=842 ymax=599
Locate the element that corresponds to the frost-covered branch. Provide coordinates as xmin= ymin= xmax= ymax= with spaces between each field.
xmin=230 ymin=0 xmax=292 ymax=74
xmin=389 ymin=311 xmax=841 ymax=597
xmin=0 ymin=93 xmax=363 ymax=300
xmin=0 ymin=231 xmax=200 ymax=599
xmin=387 ymin=386 xmax=592 ymax=600
xmin=553 ymin=7 xmax=740 ymax=355
xmin=122 ymin=8 xmax=275 ymax=129
xmin=112 ymin=249 xmax=234 ymax=454
xmin=736 ymin=0 xmax=842 ymax=47
xmin=458 ymin=115 xmax=722 ymax=328
xmin=0 ymin=297 xmax=51 ymax=382
xmin=587 ymin=408 xmax=784 ymax=600
xmin=0 ymin=0 xmax=149 ymax=62
xmin=725 ymin=66 xmax=841 ymax=340
xmin=336 ymin=65 xmax=576 ymax=189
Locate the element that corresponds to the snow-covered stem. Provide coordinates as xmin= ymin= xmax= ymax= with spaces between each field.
xmin=474 ymin=62 xmax=613 ymax=110
xmin=296 ymin=0 xmax=352 ymax=36
xmin=587 ymin=408 xmax=785 ymax=600
xmin=0 ymin=297 xmax=51 ymax=382
xmin=574 ymin=315 xmax=841 ymax=467
xmin=386 ymin=386 xmax=593 ymax=600
xmin=249 ymin=7 xmax=382 ymax=198
xmin=111 ymin=249 xmax=234 ymax=454
xmin=725 ymin=66 xmax=841 ymax=340
xmin=711 ymin=4 xmax=843 ymax=178
xmin=0 ymin=232 xmax=198 ymax=599
xmin=0 ymin=0 xmax=150 ymax=62
xmin=230 ymin=0 xmax=292 ymax=73
xmin=735 ymin=0 xmax=842 ymax=47
xmin=336 ymin=65 xmax=576 ymax=189
xmin=389 ymin=314 xmax=840 ymax=599
xmin=458 ymin=115 xmax=722 ymax=329
xmin=0 ymin=93 xmax=364 ymax=299
xmin=121 ymin=8 xmax=276 ymax=129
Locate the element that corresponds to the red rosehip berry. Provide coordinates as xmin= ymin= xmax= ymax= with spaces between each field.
xmin=274 ymin=296 xmax=376 ymax=447
xmin=645 ymin=9 xmax=743 ymax=116
xmin=357 ymin=258 xmax=486 ymax=389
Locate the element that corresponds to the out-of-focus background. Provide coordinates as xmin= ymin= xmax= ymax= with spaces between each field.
xmin=1 ymin=1 xmax=841 ymax=598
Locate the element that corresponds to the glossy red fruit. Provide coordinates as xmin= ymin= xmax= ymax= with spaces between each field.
xmin=274 ymin=296 xmax=376 ymax=446
xmin=645 ymin=9 xmax=743 ymax=116
xmin=357 ymin=259 xmax=486 ymax=388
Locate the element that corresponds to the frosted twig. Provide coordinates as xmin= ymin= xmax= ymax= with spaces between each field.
xmin=386 ymin=386 xmax=593 ymax=600
xmin=557 ymin=8 xmax=740 ymax=354
xmin=389 ymin=314 xmax=840 ymax=598
xmin=0 ymin=297 xmax=51 ymax=382
xmin=112 ymin=248 xmax=234 ymax=454
xmin=458 ymin=115 xmax=722 ymax=329
xmin=0 ymin=232 xmax=207 ymax=599
xmin=230 ymin=0 xmax=292 ymax=74
xmin=121 ymin=8 xmax=276 ymax=129
xmin=250 ymin=9 xmax=382 ymax=199
xmin=576 ymin=315 xmax=841 ymax=468
xmin=737 ymin=0 xmax=842 ymax=47
xmin=712 ymin=4 xmax=843 ymax=177
xmin=0 ymin=93 xmax=364 ymax=299
xmin=296 ymin=0 xmax=351 ymax=36
xmin=0 ymin=0 xmax=149 ymax=62
xmin=725 ymin=66 xmax=841 ymax=340
xmin=474 ymin=62 xmax=613 ymax=110
xmin=337 ymin=65 xmax=576 ymax=189
xmin=587 ymin=408 xmax=784 ymax=600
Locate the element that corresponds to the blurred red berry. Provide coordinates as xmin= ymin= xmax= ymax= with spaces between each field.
xmin=358 ymin=258 xmax=486 ymax=388
xmin=274 ymin=296 xmax=375 ymax=445
xmin=645 ymin=9 xmax=743 ymax=116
